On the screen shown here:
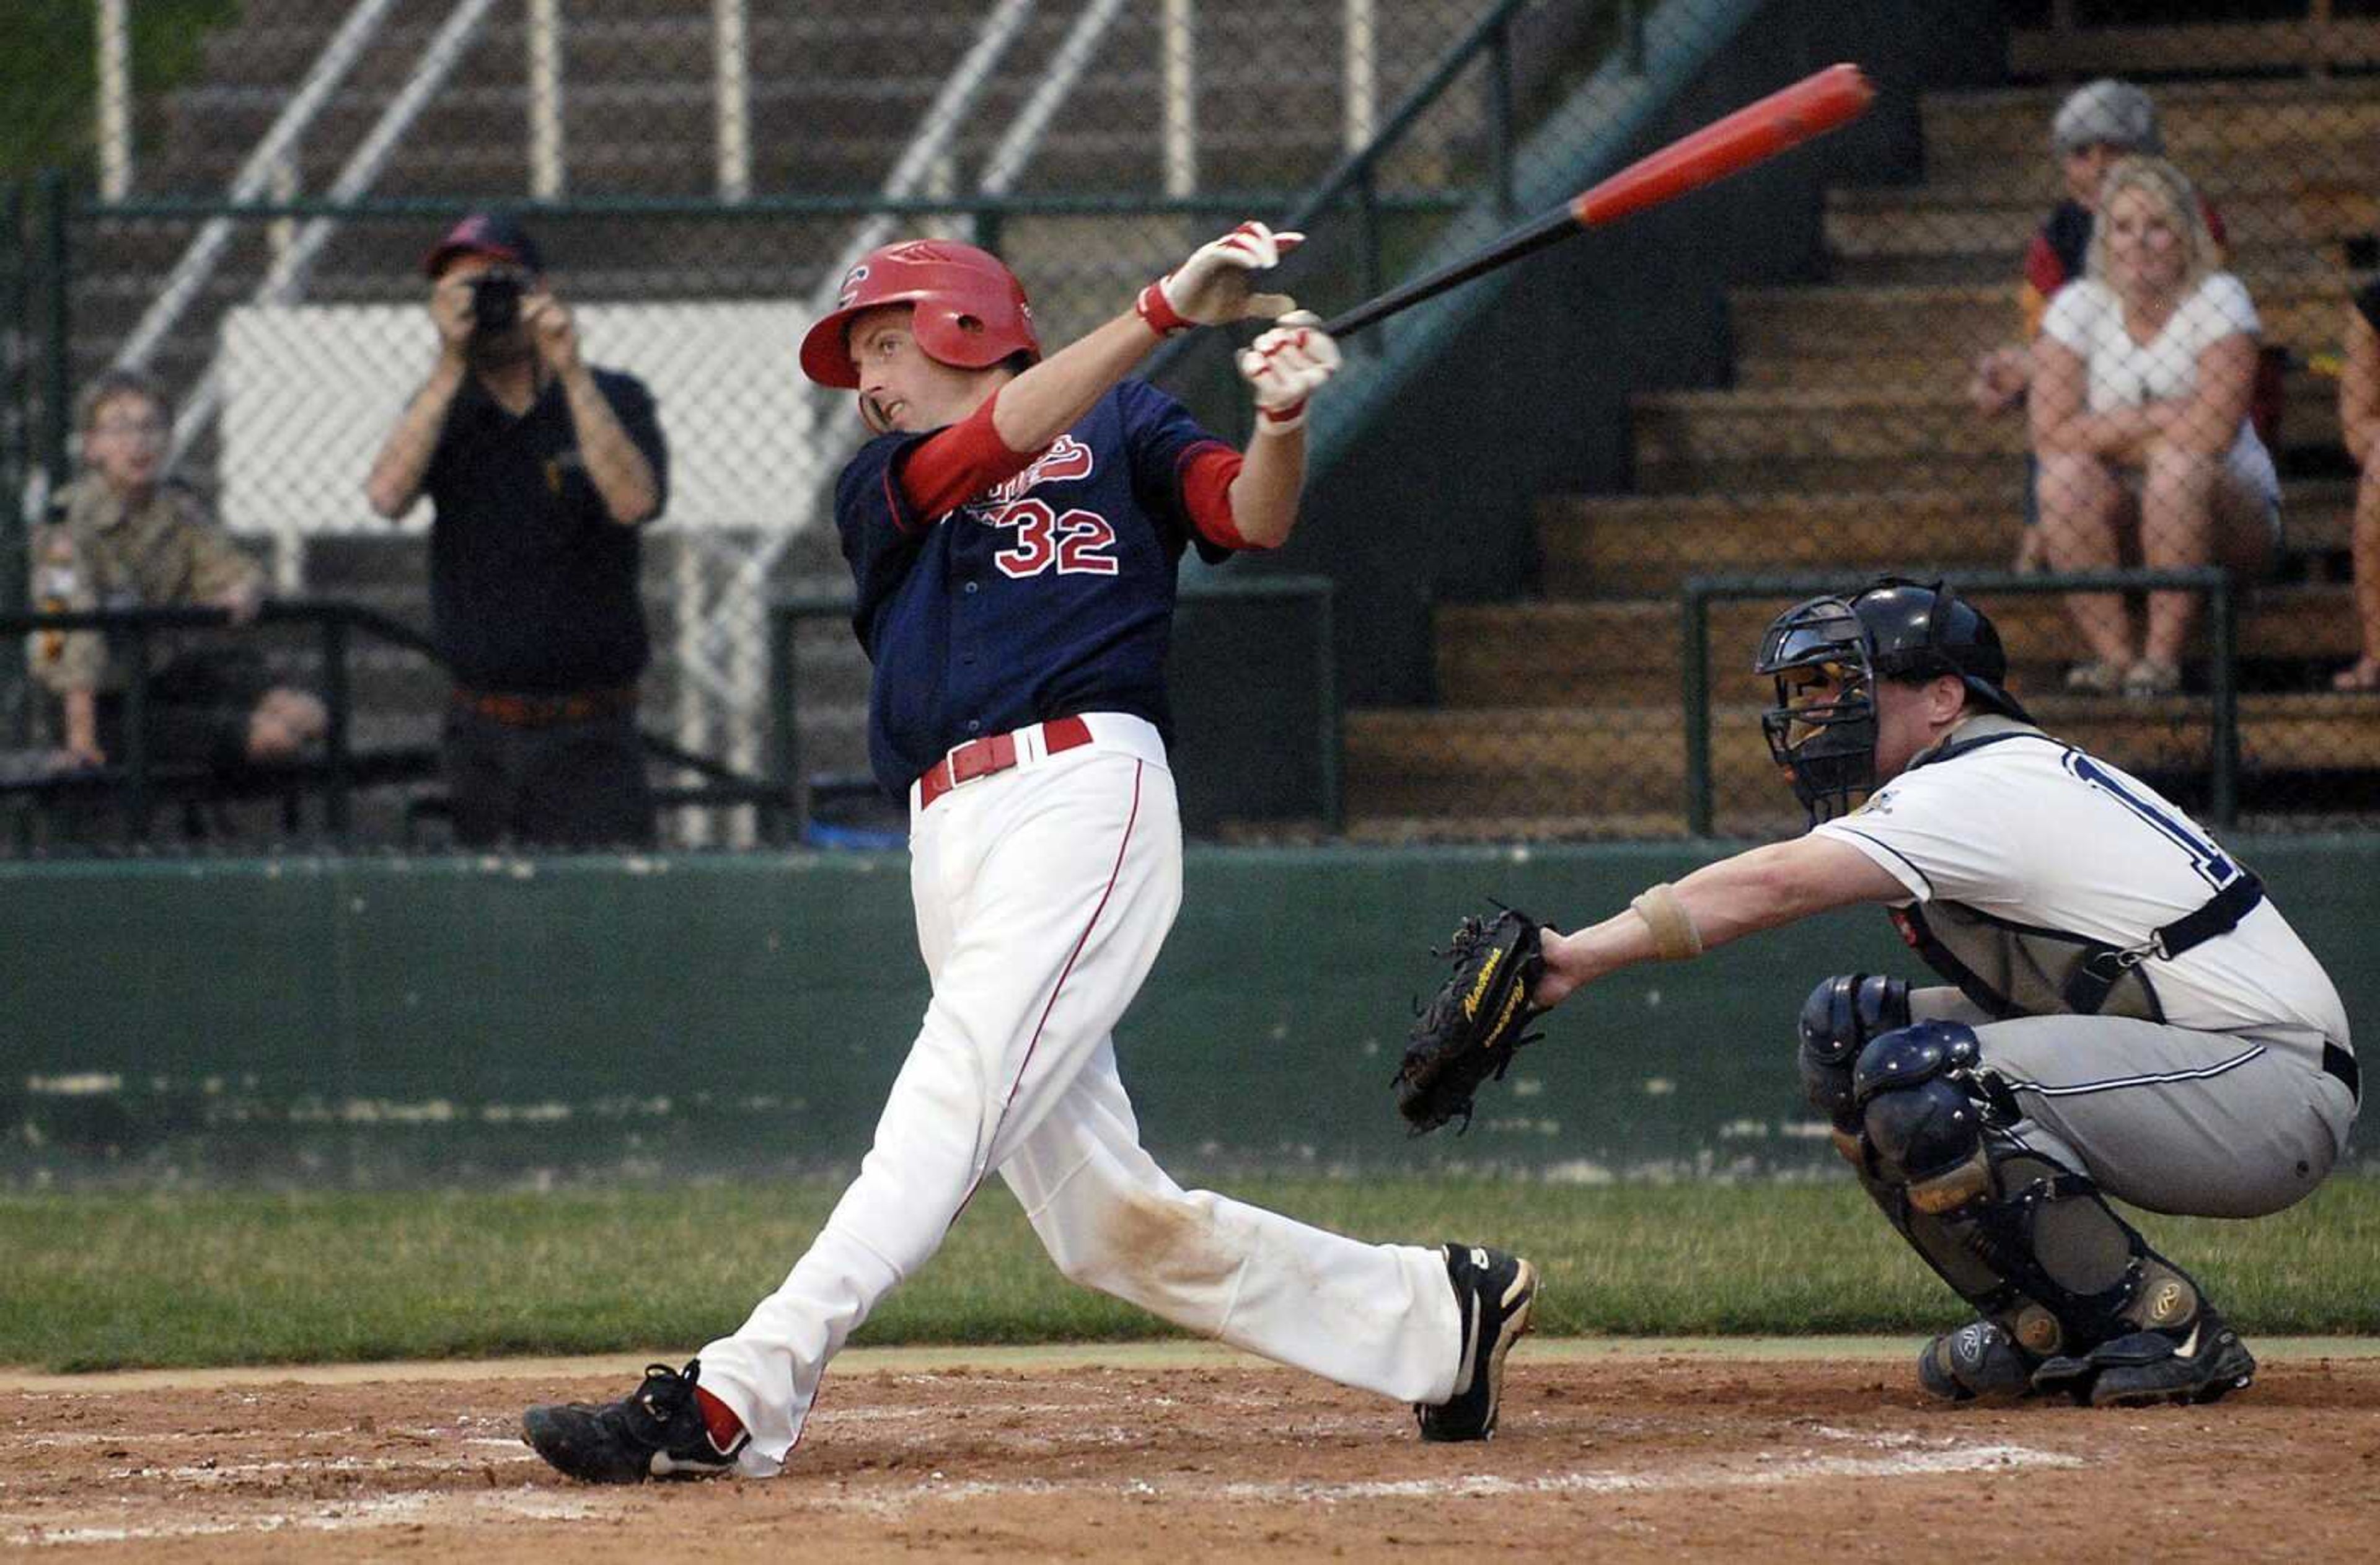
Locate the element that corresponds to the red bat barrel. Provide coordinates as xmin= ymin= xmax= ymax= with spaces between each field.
xmin=1570 ymin=63 xmax=1876 ymax=228
xmin=1316 ymin=63 xmax=1876 ymax=340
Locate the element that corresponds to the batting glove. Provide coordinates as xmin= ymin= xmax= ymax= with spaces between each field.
xmin=1137 ymin=221 xmax=1304 ymax=337
xmin=1236 ymin=311 xmax=1341 ymax=434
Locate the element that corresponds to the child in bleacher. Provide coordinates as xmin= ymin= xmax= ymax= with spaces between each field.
xmin=27 ymin=370 xmax=325 ymax=774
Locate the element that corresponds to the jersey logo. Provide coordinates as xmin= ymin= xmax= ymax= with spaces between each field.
xmin=979 ymin=434 xmax=1095 ymax=508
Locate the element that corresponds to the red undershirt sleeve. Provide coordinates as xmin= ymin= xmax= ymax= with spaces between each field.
xmin=1178 ymin=440 xmax=1261 ymax=551
xmin=896 ymin=388 xmax=1039 ymax=522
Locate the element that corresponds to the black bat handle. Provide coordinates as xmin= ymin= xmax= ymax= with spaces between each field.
xmin=1318 ymin=206 xmax=1579 ymax=338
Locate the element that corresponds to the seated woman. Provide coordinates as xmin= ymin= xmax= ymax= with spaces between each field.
xmin=2334 ymin=279 xmax=2380 ymax=692
xmin=2029 ymin=156 xmax=2280 ymax=697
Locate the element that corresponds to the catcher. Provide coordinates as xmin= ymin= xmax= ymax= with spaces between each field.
xmin=1402 ymin=577 xmax=2355 ymax=1407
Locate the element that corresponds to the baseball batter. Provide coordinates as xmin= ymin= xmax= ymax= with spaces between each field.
xmin=1520 ymin=578 xmax=2354 ymax=1406
xmin=522 ymin=225 xmax=1536 ymax=1481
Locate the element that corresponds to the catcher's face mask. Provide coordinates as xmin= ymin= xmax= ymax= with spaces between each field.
xmin=1755 ymin=596 xmax=1882 ymax=824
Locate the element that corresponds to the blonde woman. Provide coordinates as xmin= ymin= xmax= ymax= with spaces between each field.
xmin=2030 ymin=156 xmax=2280 ymax=697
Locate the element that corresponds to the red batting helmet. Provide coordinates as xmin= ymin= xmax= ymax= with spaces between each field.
xmin=798 ymin=240 xmax=1040 ymax=389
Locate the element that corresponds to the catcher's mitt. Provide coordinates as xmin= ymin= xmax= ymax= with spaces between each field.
xmin=1393 ymin=907 xmax=1548 ymax=1135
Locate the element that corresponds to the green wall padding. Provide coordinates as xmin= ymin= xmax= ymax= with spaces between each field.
xmin=2 ymin=839 xmax=2366 ymax=1185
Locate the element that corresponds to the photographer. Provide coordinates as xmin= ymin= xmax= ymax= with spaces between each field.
xmin=364 ymin=211 xmax=668 ymax=849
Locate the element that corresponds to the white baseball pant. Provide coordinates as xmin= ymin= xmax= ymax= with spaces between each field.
xmin=695 ymin=714 xmax=1461 ymax=1473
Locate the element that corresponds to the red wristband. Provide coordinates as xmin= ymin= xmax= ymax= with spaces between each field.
xmin=1135 ymin=280 xmax=1191 ymax=339
xmin=1256 ymin=400 xmax=1308 ymax=434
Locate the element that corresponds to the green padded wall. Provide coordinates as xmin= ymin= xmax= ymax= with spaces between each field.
xmin=2 ymin=839 xmax=2367 ymax=1184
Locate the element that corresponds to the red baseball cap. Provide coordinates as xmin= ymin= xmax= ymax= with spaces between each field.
xmin=421 ymin=211 xmax=545 ymax=279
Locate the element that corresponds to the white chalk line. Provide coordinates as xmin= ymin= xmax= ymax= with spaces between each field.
xmin=1 ymin=1433 xmax=2081 ymax=1545
xmin=1215 ymin=1444 xmax=2082 ymax=1502
xmin=2 ymin=1488 xmax=606 ymax=1546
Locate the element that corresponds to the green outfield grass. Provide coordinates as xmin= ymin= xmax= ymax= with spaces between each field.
xmin=2 ymin=1175 xmax=2375 ymax=1372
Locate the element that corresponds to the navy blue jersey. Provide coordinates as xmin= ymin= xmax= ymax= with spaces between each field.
xmin=835 ymin=379 xmax=1235 ymax=795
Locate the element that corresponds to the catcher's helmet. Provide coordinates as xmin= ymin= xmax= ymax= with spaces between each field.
xmin=1754 ymin=576 xmax=2032 ymax=822
xmin=798 ymin=240 xmax=1040 ymax=389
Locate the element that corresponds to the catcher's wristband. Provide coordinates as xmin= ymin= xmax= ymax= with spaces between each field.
xmin=1630 ymin=882 xmax=1704 ymax=961
xmin=1135 ymin=280 xmax=1192 ymax=339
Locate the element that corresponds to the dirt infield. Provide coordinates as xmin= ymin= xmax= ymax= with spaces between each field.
xmin=4 ymin=1341 xmax=2376 ymax=1561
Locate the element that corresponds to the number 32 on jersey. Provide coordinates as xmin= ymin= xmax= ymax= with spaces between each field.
xmin=990 ymin=498 xmax=1119 ymax=578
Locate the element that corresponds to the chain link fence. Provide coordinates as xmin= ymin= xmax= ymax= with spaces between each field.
xmin=4 ymin=0 xmax=2378 ymax=853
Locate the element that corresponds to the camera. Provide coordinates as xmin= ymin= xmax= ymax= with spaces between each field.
xmin=468 ymin=270 xmax=524 ymax=339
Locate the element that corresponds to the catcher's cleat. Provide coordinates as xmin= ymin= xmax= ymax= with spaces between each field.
xmin=1915 ymin=1319 xmax=2040 ymax=1403
xmin=1417 ymin=1243 xmax=1538 ymax=1442
xmin=522 ymin=1359 xmax=748 ymax=1483
xmin=2063 ymin=1309 xmax=2257 ymax=1408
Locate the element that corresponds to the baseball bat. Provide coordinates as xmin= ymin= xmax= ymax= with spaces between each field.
xmin=1318 ymin=63 xmax=1875 ymax=339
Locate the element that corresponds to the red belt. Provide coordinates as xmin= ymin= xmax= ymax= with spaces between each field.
xmin=452 ymin=684 xmax=639 ymax=727
xmin=916 ymin=715 xmax=1093 ymax=811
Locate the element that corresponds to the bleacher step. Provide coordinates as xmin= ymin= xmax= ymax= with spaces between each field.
xmin=1432 ymin=584 xmax=2363 ymax=711
xmin=1536 ymin=481 xmax=2355 ymax=597
xmin=1918 ymin=77 xmax=2380 ymax=186
xmin=1730 ymin=278 xmax=2356 ymax=368
xmin=1346 ymin=693 xmax=2380 ymax=825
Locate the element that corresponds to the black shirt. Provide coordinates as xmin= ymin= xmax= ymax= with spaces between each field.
xmin=423 ymin=366 xmax=668 ymax=694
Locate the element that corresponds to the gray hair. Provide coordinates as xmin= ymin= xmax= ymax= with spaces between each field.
xmin=2052 ymin=78 xmax=2163 ymax=156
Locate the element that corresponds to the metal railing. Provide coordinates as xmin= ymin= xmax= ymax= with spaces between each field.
xmin=3 ymin=598 xmax=791 ymax=848
xmin=3 ymin=597 xmax=421 ymax=841
xmin=1680 ymin=568 xmax=2240 ymax=838
xmin=1147 ymin=0 xmax=1561 ymax=387
xmin=767 ymin=575 xmax=1342 ymax=842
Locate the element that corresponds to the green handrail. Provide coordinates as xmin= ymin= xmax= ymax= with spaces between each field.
xmin=1147 ymin=0 xmax=1543 ymax=384
xmin=1 ymin=180 xmax=27 ymax=750
xmin=39 ymin=169 xmax=71 ymax=491
xmin=67 ymin=191 xmax=1468 ymax=223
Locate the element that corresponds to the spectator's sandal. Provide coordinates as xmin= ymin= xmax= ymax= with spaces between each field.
xmin=2330 ymin=656 xmax=2380 ymax=693
xmin=2063 ymin=659 xmax=2127 ymax=695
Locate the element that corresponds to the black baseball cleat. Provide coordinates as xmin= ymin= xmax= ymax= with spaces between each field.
xmin=2079 ymin=1309 xmax=2258 ymax=1408
xmin=522 ymin=1359 xmax=748 ymax=1483
xmin=1417 ymin=1243 xmax=1539 ymax=1442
